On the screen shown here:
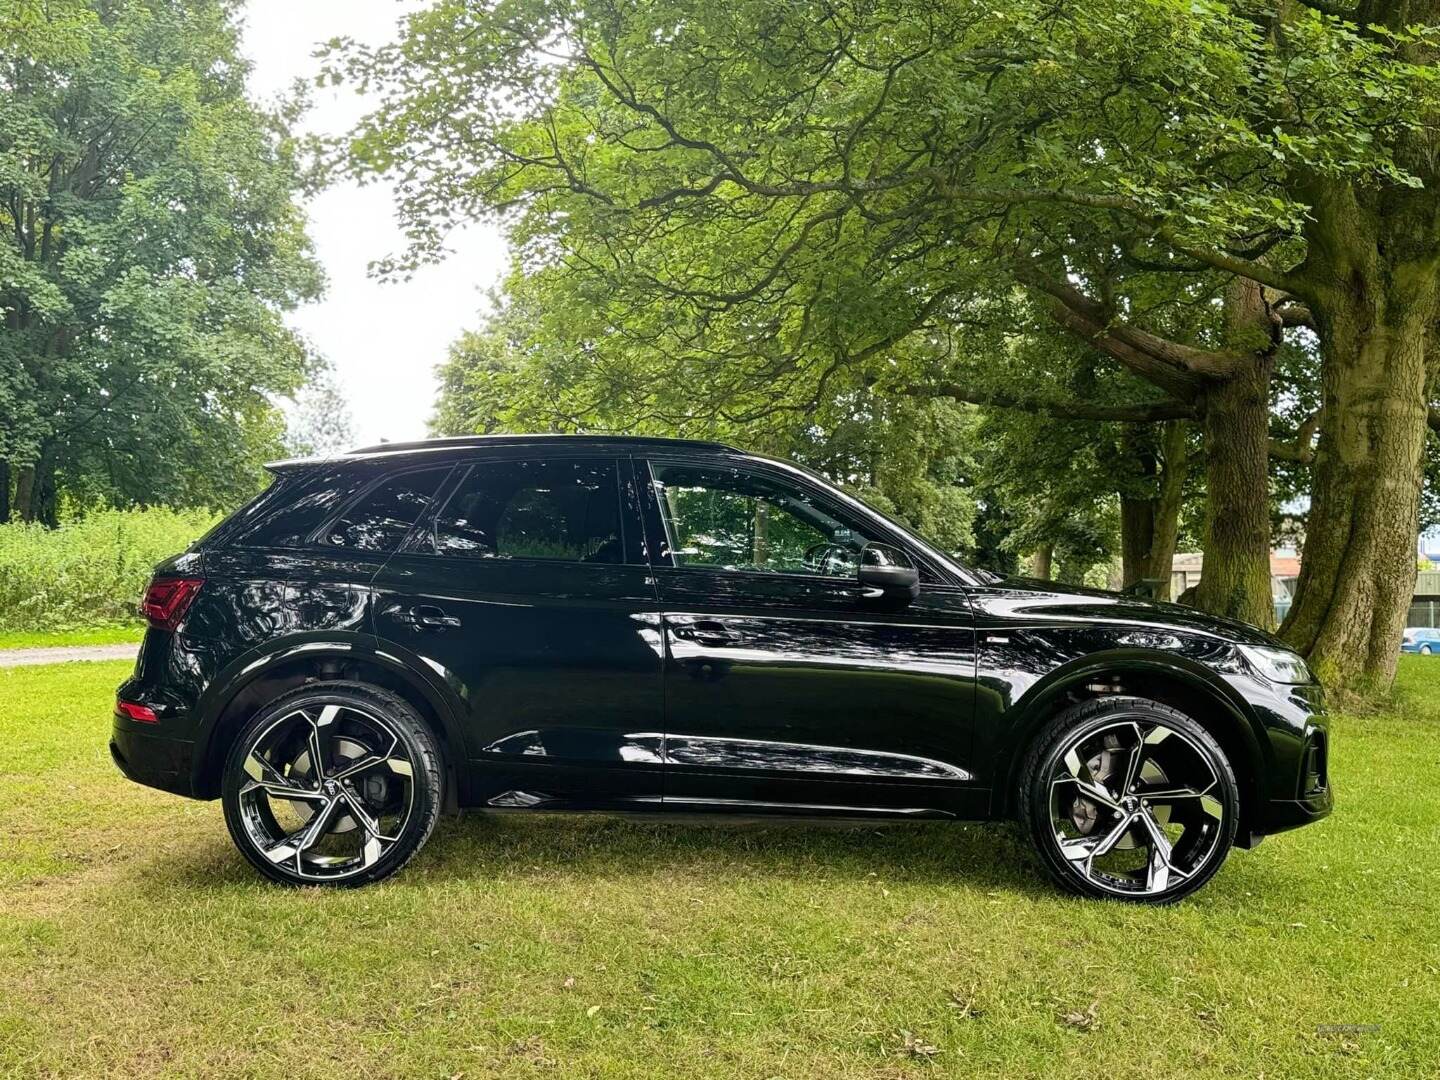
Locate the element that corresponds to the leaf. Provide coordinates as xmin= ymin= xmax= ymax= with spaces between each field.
xmin=901 ymin=1031 xmax=941 ymax=1058
xmin=1060 ymin=1000 xmax=1100 ymax=1032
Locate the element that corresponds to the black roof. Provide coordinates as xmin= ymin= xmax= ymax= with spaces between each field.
xmin=344 ymin=433 xmax=740 ymax=457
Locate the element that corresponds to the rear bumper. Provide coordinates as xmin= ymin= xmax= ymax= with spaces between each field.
xmin=110 ymin=725 xmax=197 ymax=797
xmin=111 ymin=678 xmax=201 ymax=800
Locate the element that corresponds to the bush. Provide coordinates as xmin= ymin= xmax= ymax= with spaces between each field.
xmin=0 ymin=508 xmax=220 ymax=634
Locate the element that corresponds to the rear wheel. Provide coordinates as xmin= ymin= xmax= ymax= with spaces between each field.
xmin=221 ymin=681 xmax=442 ymax=887
xmin=1019 ymin=696 xmax=1239 ymax=904
xmin=1421 ymin=644 xmax=1432 ymax=655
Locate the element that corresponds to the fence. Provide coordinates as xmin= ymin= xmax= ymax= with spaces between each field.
xmin=1408 ymin=599 xmax=1440 ymax=630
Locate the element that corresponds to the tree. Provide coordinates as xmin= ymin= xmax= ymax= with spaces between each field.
xmin=286 ymin=364 xmax=356 ymax=458
xmin=1 ymin=0 xmax=322 ymax=521
xmin=338 ymin=0 xmax=1440 ymax=694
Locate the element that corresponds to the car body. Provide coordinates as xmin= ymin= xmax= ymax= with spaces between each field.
xmin=1400 ymin=628 xmax=1440 ymax=654
xmin=112 ymin=435 xmax=1332 ymax=900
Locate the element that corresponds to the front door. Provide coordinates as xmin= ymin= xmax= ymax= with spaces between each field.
xmin=370 ymin=453 xmax=665 ymax=809
xmin=640 ymin=457 xmax=982 ymax=817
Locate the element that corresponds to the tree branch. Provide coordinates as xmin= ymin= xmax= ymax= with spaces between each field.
xmin=899 ymin=382 xmax=1196 ymax=423
xmin=1269 ymin=408 xmax=1325 ymax=463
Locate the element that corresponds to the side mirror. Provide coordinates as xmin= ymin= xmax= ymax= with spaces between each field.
xmin=858 ymin=543 xmax=919 ymax=604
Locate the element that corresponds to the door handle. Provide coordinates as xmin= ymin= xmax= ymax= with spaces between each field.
xmin=673 ymin=620 xmax=741 ymax=646
xmin=392 ymin=604 xmax=462 ymax=630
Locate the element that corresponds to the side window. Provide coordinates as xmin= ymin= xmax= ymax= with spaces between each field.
xmin=431 ymin=458 xmax=624 ymax=563
xmin=649 ymin=463 xmax=871 ymax=577
xmin=231 ymin=468 xmax=369 ymax=549
xmin=325 ymin=468 xmax=449 ymax=552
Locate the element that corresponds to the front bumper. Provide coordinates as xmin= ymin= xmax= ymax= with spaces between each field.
xmin=1262 ymin=788 xmax=1335 ymax=834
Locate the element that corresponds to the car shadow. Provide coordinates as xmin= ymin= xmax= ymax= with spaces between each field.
xmin=143 ymin=811 xmax=1051 ymax=897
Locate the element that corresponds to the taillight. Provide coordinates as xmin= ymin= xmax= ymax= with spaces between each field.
xmin=139 ymin=576 xmax=204 ymax=631
xmin=116 ymin=700 xmax=158 ymax=724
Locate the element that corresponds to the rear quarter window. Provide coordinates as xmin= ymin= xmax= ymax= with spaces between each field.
xmin=324 ymin=467 xmax=451 ymax=552
xmin=225 ymin=466 xmax=369 ymax=549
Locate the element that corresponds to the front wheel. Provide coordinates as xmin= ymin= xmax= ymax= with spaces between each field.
xmin=1421 ymin=644 xmax=1432 ymax=655
xmin=221 ymin=681 xmax=443 ymax=887
xmin=1019 ymin=696 xmax=1239 ymax=904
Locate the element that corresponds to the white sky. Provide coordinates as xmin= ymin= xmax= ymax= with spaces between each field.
xmin=241 ymin=0 xmax=508 ymax=445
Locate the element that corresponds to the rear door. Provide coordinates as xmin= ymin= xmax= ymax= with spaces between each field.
xmin=638 ymin=455 xmax=982 ymax=817
xmin=370 ymin=452 xmax=665 ymax=808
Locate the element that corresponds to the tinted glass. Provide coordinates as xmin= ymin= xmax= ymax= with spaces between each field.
xmin=431 ymin=459 xmax=623 ymax=563
xmin=326 ymin=468 xmax=449 ymax=552
xmin=231 ymin=466 xmax=369 ymax=549
xmin=650 ymin=463 xmax=870 ymax=577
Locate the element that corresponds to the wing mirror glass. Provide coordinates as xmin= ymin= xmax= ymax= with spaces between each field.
xmin=857 ymin=543 xmax=919 ymax=604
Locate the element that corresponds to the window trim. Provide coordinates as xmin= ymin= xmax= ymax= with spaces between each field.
xmin=402 ymin=454 xmax=637 ymax=567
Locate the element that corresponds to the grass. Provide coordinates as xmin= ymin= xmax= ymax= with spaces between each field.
xmin=0 ymin=624 xmax=143 ymax=650
xmin=0 ymin=660 xmax=1437 ymax=1078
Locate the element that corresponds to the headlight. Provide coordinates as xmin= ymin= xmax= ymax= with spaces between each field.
xmin=1238 ymin=644 xmax=1312 ymax=684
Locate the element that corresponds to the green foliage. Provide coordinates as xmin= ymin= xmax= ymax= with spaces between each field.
xmin=0 ymin=0 xmax=322 ymax=519
xmin=0 ymin=506 xmax=217 ymax=632
xmin=341 ymin=0 xmax=1424 ymax=570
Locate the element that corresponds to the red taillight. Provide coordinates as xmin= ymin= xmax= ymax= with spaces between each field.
xmin=116 ymin=700 xmax=158 ymax=724
xmin=139 ymin=576 xmax=204 ymax=631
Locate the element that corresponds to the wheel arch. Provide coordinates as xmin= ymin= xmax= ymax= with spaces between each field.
xmin=994 ymin=652 xmax=1270 ymax=845
xmin=191 ymin=636 xmax=468 ymax=807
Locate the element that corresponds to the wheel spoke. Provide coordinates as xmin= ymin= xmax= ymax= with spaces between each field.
xmin=294 ymin=796 xmax=343 ymax=854
xmin=1059 ymin=745 xmax=1121 ymax=808
xmin=339 ymin=786 xmax=392 ymax=842
xmin=1136 ymin=806 xmax=1187 ymax=891
xmin=1058 ymin=812 xmax=1133 ymax=869
xmin=243 ymin=751 xmax=318 ymax=794
xmin=243 ymin=779 xmax=329 ymax=803
xmin=1118 ymin=722 xmax=1145 ymax=795
xmin=1052 ymin=774 xmax=1121 ymax=811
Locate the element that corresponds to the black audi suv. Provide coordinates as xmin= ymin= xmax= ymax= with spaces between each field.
xmin=112 ymin=435 xmax=1331 ymax=901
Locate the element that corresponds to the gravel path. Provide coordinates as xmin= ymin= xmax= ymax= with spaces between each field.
xmin=0 ymin=643 xmax=139 ymax=668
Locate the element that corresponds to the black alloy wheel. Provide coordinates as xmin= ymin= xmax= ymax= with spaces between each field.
xmin=1020 ymin=697 xmax=1239 ymax=903
xmin=221 ymin=682 xmax=442 ymax=886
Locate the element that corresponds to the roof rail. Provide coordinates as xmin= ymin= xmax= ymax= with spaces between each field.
xmin=346 ymin=433 xmax=741 ymax=455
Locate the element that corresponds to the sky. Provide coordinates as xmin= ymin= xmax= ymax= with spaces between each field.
xmin=240 ymin=1 xmax=509 ymax=445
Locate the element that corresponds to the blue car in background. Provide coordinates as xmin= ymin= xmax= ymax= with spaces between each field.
xmin=1401 ymin=628 xmax=1440 ymax=655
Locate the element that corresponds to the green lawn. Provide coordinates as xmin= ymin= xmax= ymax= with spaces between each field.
xmin=1 ymin=660 xmax=1437 ymax=1078
xmin=0 ymin=624 xmax=143 ymax=650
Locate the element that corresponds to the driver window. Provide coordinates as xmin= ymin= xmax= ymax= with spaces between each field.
xmin=650 ymin=463 xmax=869 ymax=578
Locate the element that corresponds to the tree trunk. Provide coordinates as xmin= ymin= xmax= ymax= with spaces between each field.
xmin=32 ymin=450 xmax=58 ymax=528
xmin=0 ymin=461 xmax=9 ymax=525
xmin=13 ymin=465 xmax=35 ymax=522
xmin=1148 ymin=420 xmax=1189 ymax=601
xmin=1118 ymin=420 xmax=1189 ymax=598
xmin=1280 ymin=291 xmax=1434 ymax=695
xmin=1194 ymin=356 xmax=1275 ymax=629
xmin=1031 ymin=542 xmax=1053 ymax=581
xmin=1119 ymin=494 xmax=1155 ymax=591
xmin=1193 ymin=281 xmax=1276 ymax=629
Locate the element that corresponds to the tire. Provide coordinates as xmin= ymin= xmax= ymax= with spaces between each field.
xmin=221 ymin=680 xmax=443 ymax=887
xmin=1421 ymin=645 xmax=1432 ymax=655
xmin=1018 ymin=696 xmax=1239 ymax=904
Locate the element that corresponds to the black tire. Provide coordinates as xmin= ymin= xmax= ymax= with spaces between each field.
xmin=1018 ymin=696 xmax=1239 ymax=904
xmin=221 ymin=680 xmax=443 ymax=887
xmin=1421 ymin=644 xmax=1432 ymax=655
